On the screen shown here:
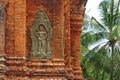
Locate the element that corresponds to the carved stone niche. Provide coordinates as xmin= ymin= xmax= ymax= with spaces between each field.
xmin=0 ymin=4 xmax=5 ymax=23
xmin=30 ymin=9 xmax=52 ymax=59
xmin=0 ymin=2 xmax=7 ymax=79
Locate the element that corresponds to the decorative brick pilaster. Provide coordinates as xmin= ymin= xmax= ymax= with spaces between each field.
xmin=5 ymin=0 xmax=26 ymax=56
xmin=70 ymin=13 xmax=83 ymax=80
xmin=64 ymin=0 xmax=74 ymax=79
xmin=14 ymin=0 xmax=26 ymax=56
xmin=4 ymin=0 xmax=27 ymax=79
xmin=70 ymin=0 xmax=87 ymax=79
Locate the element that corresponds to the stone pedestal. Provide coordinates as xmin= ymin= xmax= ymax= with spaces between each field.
xmin=27 ymin=59 xmax=66 ymax=79
xmin=5 ymin=56 xmax=27 ymax=79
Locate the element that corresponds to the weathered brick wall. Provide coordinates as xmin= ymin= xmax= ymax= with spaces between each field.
xmin=5 ymin=0 xmax=15 ymax=56
xmin=3 ymin=0 xmax=87 ymax=79
xmin=5 ymin=0 xmax=26 ymax=56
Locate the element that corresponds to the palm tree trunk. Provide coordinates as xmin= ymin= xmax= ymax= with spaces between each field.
xmin=110 ymin=46 xmax=114 ymax=80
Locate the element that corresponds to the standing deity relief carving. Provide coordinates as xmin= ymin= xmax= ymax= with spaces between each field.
xmin=0 ymin=4 xmax=5 ymax=23
xmin=30 ymin=9 xmax=52 ymax=59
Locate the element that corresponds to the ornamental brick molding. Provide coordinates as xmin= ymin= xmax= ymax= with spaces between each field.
xmin=0 ymin=0 xmax=87 ymax=80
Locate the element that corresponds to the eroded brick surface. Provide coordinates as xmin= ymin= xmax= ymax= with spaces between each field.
xmin=0 ymin=0 xmax=87 ymax=79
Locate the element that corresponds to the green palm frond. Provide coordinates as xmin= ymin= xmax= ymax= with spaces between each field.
xmin=99 ymin=0 xmax=111 ymax=27
xmin=81 ymin=0 xmax=120 ymax=79
xmin=88 ymin=38 xmax=108 ymax=49
xmin=112 ymin=25 xmax=120 ymax=39
xmin=99 ymin=0 xmax=120 ymax=28
xmin=91 ymin=17 xmax=108 ymax=31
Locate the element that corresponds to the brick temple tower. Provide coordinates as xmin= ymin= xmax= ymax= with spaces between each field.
xmin=0 ymin=0 xmax=87 ymax=80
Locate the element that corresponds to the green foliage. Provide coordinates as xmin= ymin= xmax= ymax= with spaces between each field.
xmin=81 ymin=0 xmax=120 ymax=80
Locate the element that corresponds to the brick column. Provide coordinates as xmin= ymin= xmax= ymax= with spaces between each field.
xmin=70 ymin=13 xmax=83 ymax=79
xmin=5 ymin=0 xmax=26 ymax=56
xmin=70 ymin=0 xmax=87 ymax=79
xmin=64 ymin=0 xmax=74 ymax=79
xmin=14 ymin=0 xmax=26 ymax=56
xmin=5 ymin=0 xmax=27 ymax=79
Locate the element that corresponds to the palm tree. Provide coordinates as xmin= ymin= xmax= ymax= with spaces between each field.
xmin=81 ymin=0 xmax=120 ymax=80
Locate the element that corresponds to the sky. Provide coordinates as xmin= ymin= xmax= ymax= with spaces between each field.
xmin=85 ymin=0 xmax=103 ymax=19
